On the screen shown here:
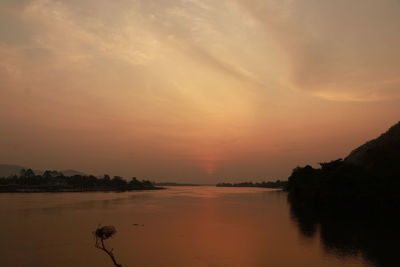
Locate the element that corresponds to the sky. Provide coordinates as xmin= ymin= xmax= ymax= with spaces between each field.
xmin=1 ymin=0 xmax=399 ymax=183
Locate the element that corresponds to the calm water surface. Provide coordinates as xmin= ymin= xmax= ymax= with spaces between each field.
xmin=0 ymin=187 xmax=378 ymax=266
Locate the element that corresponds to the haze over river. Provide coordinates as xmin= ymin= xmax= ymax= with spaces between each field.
xmin=0 ymin=187 xmax=379 ymax=266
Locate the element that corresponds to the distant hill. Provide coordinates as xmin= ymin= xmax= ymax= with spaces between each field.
xmin=59 ymin=169 xmax=86 ymax=176
xmin=0 ymin=164 xmax=26 ymax=177
xmin=0 ymin=164 xmax=86 ymax=178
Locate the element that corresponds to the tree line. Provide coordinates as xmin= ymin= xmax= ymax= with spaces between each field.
xmin=286 ymin=158 xmax=400 ymax=211
xmin=216 ymin=180 xmax=287 ymax=188
xmin=0 ymin=169 xmax=156 ymax=192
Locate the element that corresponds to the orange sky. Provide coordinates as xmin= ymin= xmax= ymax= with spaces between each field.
xmin=1 ymin=0 xmax=400 ymax=183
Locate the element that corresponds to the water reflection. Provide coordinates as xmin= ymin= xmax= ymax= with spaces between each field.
xmin=288 ymin=195 xmax=400 ymax=267
xmin=0 ymin=187 xmax=382 ymax=267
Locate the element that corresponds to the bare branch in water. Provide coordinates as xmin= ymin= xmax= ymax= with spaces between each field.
xmin=94 ymin=226 xmax=122 ymax=267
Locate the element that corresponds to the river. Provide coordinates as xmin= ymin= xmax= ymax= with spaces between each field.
xmin=0 ymin=186 xmax=386 ymax=266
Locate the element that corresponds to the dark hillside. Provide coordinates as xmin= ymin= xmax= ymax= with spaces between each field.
xmin=287 ymin=122 xmax=400 ymax=210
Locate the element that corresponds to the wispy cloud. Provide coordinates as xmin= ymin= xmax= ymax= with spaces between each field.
xmin=1 ymin=0 xmax=399 ymax=181
xmin=237 ymin=0 xmax=400 ymax=101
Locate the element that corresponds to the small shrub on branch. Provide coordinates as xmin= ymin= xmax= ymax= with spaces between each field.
xmin=94 ymin=225 xmax=122 ymax=267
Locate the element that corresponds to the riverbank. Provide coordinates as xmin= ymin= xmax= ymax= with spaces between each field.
xmin=0 ymin=184 xmax=164 ymax=193
xmin=0 ymin=169 xmax=162 ymax=193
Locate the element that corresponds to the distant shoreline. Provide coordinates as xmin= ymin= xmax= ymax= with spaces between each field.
xmin=0 ymin=169 xmax=162 ymax=193
xmin=0 ymin=185 xmax=164 ymax=193
xmin=216 ymin=180 xmax=287 ymax=189
xmin=155 ymin=182 xmax=212 ymax=186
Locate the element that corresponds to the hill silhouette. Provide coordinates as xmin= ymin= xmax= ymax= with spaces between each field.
xmin=287 ymin=121 xmax=400 ymax=267
xmin=0 ymin=164 xmax=86 ymax=177
xmin=345 ymin=122 xmax=400 ymax=175
xmin=287 ymin=121 xmax=400 ymax=210
xmin=0 ymin=164 xmax=26 ymax=178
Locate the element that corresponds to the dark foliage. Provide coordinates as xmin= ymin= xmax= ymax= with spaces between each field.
xmin=216 ymin=180 xmax=287 ymax=188
xmin=286 ymin=122 xmax=400 ymax=267
xmin=0 ymin=169 xmax=157 ymax=192
xmin=287 ymin=122 xmax=400 ymax=211
xmin=287 ymin=157 xmax=400 ymax=210
xmin=155 ymin=182 xmax=202 ymax=186
xmin=94 ymin=226 xmax=122 ymax=267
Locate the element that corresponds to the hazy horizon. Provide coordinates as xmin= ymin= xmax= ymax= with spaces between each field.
xmin=1 ymin=0 xmax=400 ymax=183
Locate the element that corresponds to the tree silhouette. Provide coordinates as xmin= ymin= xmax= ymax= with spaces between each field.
xmin=94 ymin=226 xmax=122 ymax=267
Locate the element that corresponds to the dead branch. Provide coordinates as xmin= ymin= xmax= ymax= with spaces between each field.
xmin=94 ymin=225 xmax=122 ymax=267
